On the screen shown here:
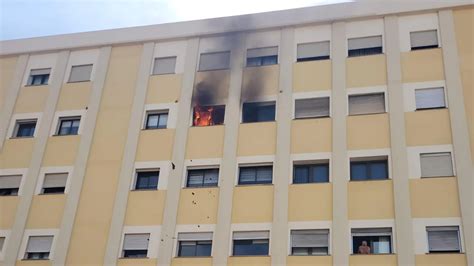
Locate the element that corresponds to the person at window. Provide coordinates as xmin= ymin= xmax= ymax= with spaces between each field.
xmin=358 ymin=241 xmax=371 ymax=254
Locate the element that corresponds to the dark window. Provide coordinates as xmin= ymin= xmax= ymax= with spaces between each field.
xmin=233 ymin=239 xmax=269 ymax=256
xmin=246 ymin=47 xmax=278 ymax=67
xmin=14 ymin=120 xmax=36 ymax=138
xmin=348 ymin=36 xmax=383 ymax=57
xmin=178 ymin=241 xmax=212 ymax=257
xmin=352 ymin=228 xmax=392 ymax=254
xmin=57 ymin=117 xmax=80 ymax=136
xmin=293 ymin=163 xmax=329 ymax=184
xmin=242 ymin=102 xmax=276 ymax=123
xmin=27 ymin=69 xmax=51 ymax=86
xmin=238 ymin=166 xmax=273 ymax=185
xmin=26 ymin=252 xmax=50 ymax=260
xmin=134 ymin=171 xmax=159 ymax=190
xmin=350 ymin=159 xmax=388 ymax=181
xmin=0 ymin=188 xmax=19 ymax=196
xmin=193 ymin=105 xmax=225 ymax=126
xmin=145 ymin=112 xmax=168 ymax=129
xmin=186 ymin=169 xmax=219 ymax=187
xmin=123 ymin=250 xmax=147 ymax=258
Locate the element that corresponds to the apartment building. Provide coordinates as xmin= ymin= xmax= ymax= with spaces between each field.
xmin=0 ymin=1 xmax=473 ymax=266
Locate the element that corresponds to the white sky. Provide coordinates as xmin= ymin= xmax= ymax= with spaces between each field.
xmin=0 ymin=0 xmax=348 ymax=40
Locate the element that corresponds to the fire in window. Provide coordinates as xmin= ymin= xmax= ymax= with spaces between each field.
xmin=193 ymin=105 xmax=225 ymax=127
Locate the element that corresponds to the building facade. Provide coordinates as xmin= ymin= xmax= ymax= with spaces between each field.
xmin=0 ymin=1 xmax=473 ymax=266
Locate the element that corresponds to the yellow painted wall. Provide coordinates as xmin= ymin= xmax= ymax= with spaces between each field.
xmin=293 ymin=60 xmax=332 ymax=92
xmin=401 ymin=48 xmax=445 ymax=83
xmin=454 ymin=8 xmax=474 ymax=162
xmin=171 ymin=257 xmax=213 ymax=266
xmin=410 ymin=177 xmax=461 ymax=218
xmin=41 ymin=136 xmax=80 ymax=166
xmin=0 ymin=56 xmax=18 ymax=110
xmin=405 ymin=109 xmax=452 ymax=146
xmin=291 ymin=118 xmax=332 ymax=153
xmin=117 ymin=258 xmax=158 ymax=266
xmin=287 ymin=256 xmax=332 ymax=266
xmin=346 ymin=55 xmax=387 ymax=88
xmin=288 ymin=183 xmax=332 ymax=221
xmin=348 ymin=180 xmax=395 ymax=220
xmin=0 ymin=197 xmax=18 ymax=228
xmin=25 ymin=195 xmax=65 ymax=229
xmin=177 ymin=188 xmax=219 ymax=224
xmin=186 ymin=126 xmax=224 ymax=159
xmin=232 ymin=185 xmax=273 ymax=223
xmin=415 ymin=254 xmax=467 ymax=266
xmin=124 ymin=190 xmax=166 ymax=225
xmin=0 ymin=139 xmax=34 ymax=168
xmin=135 ymin=129 xmax=175 ymax=161
xmin=56 ymin=82 xmax=91 ymax=111
xmin=146 ymin=74 xmax=182 ymax=104
xmin=16 ymin=260 xmax=52 ymax=266
xmin=194 ymin=70 xmax=230 ymax=103
xmin=242 ymin=65 xmax=279 ymax=98
xmin=347 ymin=113 xmax=390 ymax=150
xmin=349 ymin=254 xmax=397 ymax=266
xmin=14 ymin=86 xmax=49 ymax=113
xmin=66 ymin=45 xmax=142 ymax=265
xmin=228 ymin=256 xmax=271 ymax=266
xmin=237 ymin=122 xmax=276 ymax=156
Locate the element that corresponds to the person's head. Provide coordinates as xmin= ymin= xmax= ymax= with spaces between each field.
xmin=362 ymin=241 xmax=368 ymax=246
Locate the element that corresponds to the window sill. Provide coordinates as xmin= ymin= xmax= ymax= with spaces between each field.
xmin=291 ymin=182 xmax=330 ymax=185
xmin=131 ymin=188 xmax=158 ymax=192
xmin=293 ymin=116 xmax=330 ymax=120
xmin=175 ymin=256 xmax=213 ymax=258
xmin=0 ymin=195 xmax=19 ymax=197
xmin=236 ymin=183 xmax=273 ymax=187
xmin=230 ymin=255 xmax=270 ymax=257
xmin=39 ymin=192 xmax=65 ymax=195
xmin=52 ymin=134 xmax=79 ymax=137
xmin=191 ymin=124 xmax=225 ymax=128
xmin=410 ymin=46 xmax=440 ymax=51
xmin=151 ymin=72 xmax=176 ymax=76
xmin=349 ymin=179 xmax=390 ymax=182
xmin=415 ymin=107 xmax=447 ymax=111
xmin=21 ymin=259 xmax=50 ymax=261
xmin=241 ymin=121 xmax=276 ymax=124
xmin=24 ymin=84 xmax=49 ymax=87
xmin=350 ymin=253 xmax=395 ymax=256
xmin=9 ymin=136 xmax=34 ymax=139
xmin=425 ymin=252 xmax=463 ymax=255
xmin=142 ymin=127 xmax=167 ymax=131
xmin=289 ymin=254 xmax=331 ymax=256
xmin=245 ymin=64 xmax=279 ymax=68
xmin=348 ymin=112 xmax=387 ymax=117
xmin=347 ymin=52 xmax=385 ymax=58
xmin=66 ymin=80 xmax=91 ymax=84
xmin=296 ymin=58 xmax=331 ymax=63
xmin=420 ymin=175 xmax=456 ymax=179
xmin=183 ymin=186 xmax=219 ymax=189
xmin=197 ymin=68 xmax=230 ymax=72
xmin=119 ymin=257 xmax=150 ymax=259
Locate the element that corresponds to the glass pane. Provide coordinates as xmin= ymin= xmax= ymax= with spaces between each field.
xmin=370 ymin=161 xmax=388 ymax=180
xmin=158 ymin=114 xmax=168 ymax=128
xmin=187 ymin=171 xmax=204 ymax=187
xmin=70 ymin=120 xmax=80 ymax=134
xmin=17 ymin=123 xmax=35 ymax=137
xmin=262 ymin=55 xmax=277 ymax=65
xmin=312 ymin=164 xmax=329 ymax=183
xmin=147 ymin=114 xmax=159 ymax=128
xmin=178 ymin=242 xmax=196 ymax=257
xmin=59 ymin=121 xmax=72 ymax=135
xmin=257 ymin=104 xmax=275 ymax=122
xmin=373 ymin=236 xmax=391 ymax=254
xmin=239 ymin=168 xmax=256 ymax=184
xmin=351 ymin=163 xmax=367 ymax=180
xmin=196 ymin=243 xmax=212 ymax=256
xmin=246 ymin=57 xmax=261 ymax=67
xmin=233 ymin=240 xmax=268 ymax=256
xmin=256 ymin=167 xmax=272 ymax=183
xmin=203 ymin=170 xmax=218 ymax=186
xmin=293 ymin=166 xmax=309 ymax=183
xmin=292 ymin=247 xmax=310 ymax=255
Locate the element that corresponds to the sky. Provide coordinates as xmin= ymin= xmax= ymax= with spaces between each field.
xmin=0 ymin=0 xmax=348 ymax=40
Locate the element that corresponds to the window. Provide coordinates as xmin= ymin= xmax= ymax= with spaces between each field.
xmin=199 ymin=51 xmax=231 ymax=71
xmin=350 ymin=157 xmax=388 ymax=181
xmin=232 ymin=231 xmax=269 ymax=256
xmin=122 ymin=233 xmax=149 ymax=258
xmin=0 ymin=175 xmax=21 ymax=196
xmin=186 ymin=168 xmax=219 ymax=188
xmin=291 ymin=229 xmax=329 ymax=255
xmin=415 ymin=87 xmax=446 ymax=110
xmin=0 ymin=237 xmax=5 ymax=252
xmin=177 ymin=232 xmax=213 ymax=257
xmin=294 ymin=97 xmax=330 ymax=119
xmin=348 ymin=36 xmax=383 ymax=57
xmin=242 ymin=101 xmax=276 ymax=123
xmin=13 ymin=119 xmax=37 ymax=138
xmin=246 ymin=47 xmax=278 ymax=67
xmin=420 ymin=152 xmax=454 ymax=178
xmin=352 ymin=228 xmax=392 ymax=254
xmin=145 ymin=111 xmax=168 ymax=129
xmin=293 ymin=162 xmax=329 ymax=184
xmin=57 ymin=117 xmax=80 ymax=136
xmin=348 ymin=93 xmax=385 ymax=115
xmin=193 ymin=105 xmax=225 ymax=126
xmin=24 ymin=236 xmax=53 ymax=260
xmin=427 ymin=226 xmax=461 ymax=253
xmin=152 ymin=57 xmax=176 ymax=75
xmin=27 ymin=68 xmax=51 ymax=86
xmin=134 ymin=170 xmax=159 ymax=190
xmin=41 ymin=173 xmax=67 ymax=194
xmin=411 ymin=30 xmax=438 ymax=50
xmin=68 ymin=64 xmax=92 ymax=83
xmin=238 ymin=165 xmax=272 ymax=185
xmin=297 ymin=41 xmax=330 ymax=62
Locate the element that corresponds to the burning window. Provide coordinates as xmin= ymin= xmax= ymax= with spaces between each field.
xmin=193 ymin=105 xmax=225 ymax=127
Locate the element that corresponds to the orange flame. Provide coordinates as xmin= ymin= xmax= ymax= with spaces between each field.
xmin=193 ymin=105 xmax=215 ymax=126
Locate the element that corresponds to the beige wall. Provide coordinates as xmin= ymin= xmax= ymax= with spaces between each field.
xmin=0 ymin=197 xmax=18 ymax=228
xmin=237 ymin=122 xmax=276 ymax=156
xmin=346 ymin=55 xmax=387 ymax=88
xmin=242 ymin=65 xmax=279 ymax=98
xmin=287 ymin=255 xmax=332 ymax=266
xmin=349 ymin=254 xmax=397 ymax=266
xmin=194 ymin=70 xmax=230 ymax=104
xmin=415 ymin=254 xmax=467 ymax=266
xmin=291 ymin=119 xmax=332 ymax=153
xmin=117 ymin=258 xmax=158 ymax=266
xmin=56 ymin=82 xmax=92 ymax=111
xmin=401 ymin=48 xmax=445 ymax=83
xmin=405 ymin=109 xmax=453 ymax=146
xmin=124 ymin=190 xmax=166 ymax=225
xmin=227 ymin=256 xmax=271 ymax=266
xmin=0 ymin=56 xmax=18 ymax=110
xmin=171 ymin=257 xmax=213 ymax=266
xmin=288 ymin=183 xmax=332 ymax=221
xmin=293 ymin=60 xmax=332 ymax=92
xmin=13 ymin=86 xmax=49 ymax=113
xmin=146 ymin=74 xmax=182 ymax=104
xmin=232 ymin=185 xmax=273 ymax=223
xmin=16 ymin=260 xmax=52 ymax=266
xmin=41 ymin=136 xmax=80 ymax=166
xmin=347 ymin=114 xmax=391 ymax=150
xmin=135 ymin=129 xmax=175 ymax=161
xmin=409 ymin=177 xmax=461 ymax=218
xmin=186 ymin=126 xmax=225 ymax=159
xmin=0 ymin=138 xmax=35 ymax=168
xmin=176 ymin=188 xmax=219 ymax=224
xmin=25 ymin=195 xmax=65 ymax=228
xmin=348 ymin=180 xmax=395 ymax=220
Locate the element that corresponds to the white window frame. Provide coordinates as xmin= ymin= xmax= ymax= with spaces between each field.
xmin=22 ymin=53 xmax=58 ymax=86
xmin=0 ymin=168 xmax=27 ymax=196
xmin=182 ymin=159 xmax=221 ymax=188
xmin=402 ymin=80 xmax=447 ymax=112
xmin=236 ymin=155 xmax=275 ymax=186
xmin=345 ymin=18 xmax=385 ymax=57
xmin=35 ymin=166 xmax=73 ymax=195
xmin=398 ymin=13 xmax=440 ymax=52
xmin=292 ymin=91 xmax=331 ymax=119
xmin=67 ymin=64 xmax=93 ymax=83
xmin=348 ymin=219 xmax=396 ymax=254
xmin=6 ymin=112 xmax=42 ymax=139
xmin=407 ymin=145 xmax=455 ymax=179
xmin=131 ymin=161 xmax=171 ymax=190
xmin=229 ymin=223 xmax=272 ymax=256
xmin=63 ymin=49 xmax=99 ymax=83
xmin=289 ymin=152 xmax=332 ymax=184
xmin=143 ymin=103 xmax=177 ymax=129
xmin=173 ymin=224 xmax=216 ymax=257
xmin=18 ymin=229 xmax=58 ymax=260
xmin=119 ymin=226 xmax=161 ymax=259
xmin=287 ymin=221 xmax=332 ymax=255
xmin=293 ymin=24 xmax=331 ymax=61
xmin=0 ymin=230 xmax=10 ymax=260
xmin=151 ymin=56 xmax=177 ymax=75
xmin=50 ymin=110 xmax=86 ymax=136
xmin=152 ymin=41 xmax=187 ymax=74
xmin=347 ymin=86 xmax=388 ymax=116
xmin=413 ymin=217 xmax=464 ymax=255
xmin=347 ymin=149 xmax=392 ymax=181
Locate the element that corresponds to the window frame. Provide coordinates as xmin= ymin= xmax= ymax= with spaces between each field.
xmin=177 ymin=240 xmax=213 ymax=257
xmin=296 ymin=41 xmax=331 ymax=62
xmin=419 ymin=152 xmax=454 ymax=178
xmin=290 ymin=229 xmax=330 ymax=256
xmin=294 ymin=96 xmax=331 ymax=119
xmin=347 ymin=91 xmax=387 ymax=116
xmin=350 ymin=228 xmax=393 ymax=255
xmin=152 ymin=56 xmax=177 ymax=75
xmin=186 ymin=168 xmax=219 ymax=188
xmin=237 ymin=165 xmax=273 ymax=185
xmin=40 ymin=172 xmax=68 ymax=195
xmin=241 ymin=101 xmax=276 ymax=123
xmin=347 ymin=35 xmax=384 ymax=57
xmin=198 ymin=51 xmax=231 ymax=71
xmin=0 ymin=174 xmax=22 ymax=196
xmin=121 ymin=233 xmax=150 ymax=258
xmin=133 ymin=169 xmax=160 ymax=191
xmin=144 ymin=110 xmax=169 ymax=130
xmin=13 ymin=119 xmax=37 ymax=138
xmin=23 ymin=235 xmax=55 ymax=261
xmin=56 ymin=116 xmax=81 ymax=136
xmin=246 ymin=46 xmax=279 ymax=67
xmin=26 ymin=68 xmax=51 ymax=86
xmin=426 ymin=226 xmax=462 ymax=254
xmin=68 ymin=64 xmax=93 ymax=83
xmin=292 ymin=162 xmax=330 ymax=184
xmin=350 ymin=158 xmax=389 ymax=181
xmin=232 ymin=239 xmax=270 ymax=256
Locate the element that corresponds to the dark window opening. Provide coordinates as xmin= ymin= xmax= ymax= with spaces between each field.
xmin=348 ymin=47 xmax=382 ymax=57
xmin=135 ymin=171 xmax=159 ymax=190
xmin=238 ymin=166 xmax=273 ymax=185
xmin=25 ymin=252 xmax=50 ymax=260
xmin=411 ymin=45 xmax=438 ymax=51
xmin=146 ymin=112 xmax=168 ymax=129
xmin=42 ymin=187 xmax=65 ymax=194
xmin=350 ymin=159 xmax=388 ymax=181
xmin=247 ymin=55 xmax=278 ymax=67
xmin=297 ymin=55 xmax=330 ymax=62
xmin=352 ymin=235 xmax=392 ymax=254
xmin=292 ymin=247 xmax=329 ymax=256
xmin=14 ymin=121 xmax=36 ymax=138
xmin=233 ymin=239 xmax=269 ymax=256
xmin=242 ymin=102 xmax=275 ymax=123
xmin=186 ymin=169 xmax=218 ymax=188
xmin=0 ymin=188 xmax=19 ymax=196
xmin=57 ymin=117 xmax=80 ymax=136
xmin=123 ymin=249 xmax=147 ymax=258
xmin=293 ymin=163 xmax=329 ymax=184
xmin=178 ymin=241 xmax=212 ymax=257
xmin=193 ymin=105 xmax=225 ymax=126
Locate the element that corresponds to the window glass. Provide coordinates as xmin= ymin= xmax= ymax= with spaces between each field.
xmin=27 ymin=68 xmax=51 ymax=86
xmin=291 ymin=229 xmax=329 ymax=256
xmin=238 ymin=166 xmax=273 ymax=185
xmin=146 ymin=112 xmax=168 ymax=129
xmin=247 ymin=47 xmax=278 ymax=67
xmin=135 ymin=171 xmax=159 ymax=190
xmin=42 ymin=173 xmax=67 ymax=194
xmin=242 ymin=102 xmax=276 ymax=123
xmin=122 ymin=233 xmax=149 ymax=258
xmin=186 ymin=169 xmax=218 ymax=187
xmin=350 ymin=159 xmax=388 ymax=181
xmin=293 ymin=163 xmax=329 ymax=184
xmin=0 ymin=175 xmax=21 ymax=196
xmin=233 ymin=239 xmax=269 ymax=256
xmin=178 ymin=241 xmax=212 ymax=257
xmin=25 ymin=236 xmax=53 ymax=260
xmin=351 ymin=228 xmax=392 ymax=254
xmin=58 ymin=117 xmax=80 ymax=135
xmin=15 ymin=120 xmax=36 ymax=138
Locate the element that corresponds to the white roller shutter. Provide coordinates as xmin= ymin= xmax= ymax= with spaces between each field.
xmin=297 ymin=41 xmax=330 ymax=60
xmin=427 ymin=226 xmax=460 ymax=252
xmin=26 ymin=236 xmax=53 ymax=253
xmin=0 ymin=175 xmax=21 ymax=189
xmin=351 ymin=227 xmax=392 ymax=236
xmin=178 ymin=232 xmax=213 ymax=241
xmin=30 ymin=68 xmax=51 ymax=76
xmin=411 ymin=30 xmax=438 ymax=49
xmin=415 ymin=87 xmax=445 ymax=109
xmin=43 ymin=173 xmax=68 ymax=188
xmin=295 ymin=97 xmax=330 ymax=118
xmin=233 ymin=231 xmax=269 ymax=240
xmin=153 ymin=57 xmax=176 ymax=75
xmin=247 ymin=47 xmax=278 ymax=58
xmin=291 ymin=229 xmax=329 ymax=248
xmin=69 ymin=64 xmax=92 ymax=82
xmin=420 ymin=152 xmax=454 ymax=178
xmin=199 ymin=52 xmax=230 ymax=71
xmin=349 ymin=93 xmax=385 ymax=115
xmin=348 ymin=36 xmax=382 ymax=50
xmin=123 ymin=234 xmax=150 ymax=250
